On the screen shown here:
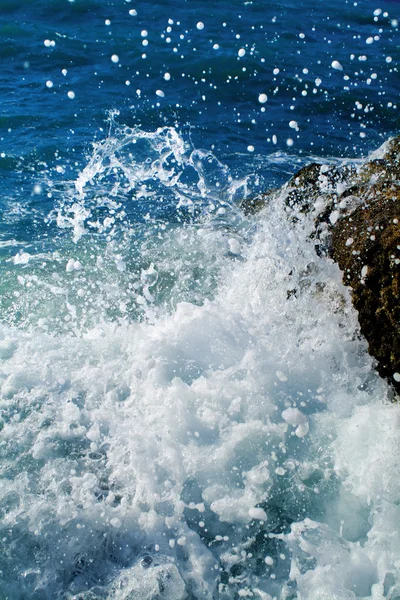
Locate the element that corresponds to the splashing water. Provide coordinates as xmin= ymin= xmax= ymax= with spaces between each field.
xmin=2 ymin=122 xmax=251 ymax=333
xmin=0 ymin=124 xmax=399 ymax=600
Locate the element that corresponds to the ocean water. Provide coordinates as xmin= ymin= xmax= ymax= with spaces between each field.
xmin=1 ymin=1 xmax=400 ymax=598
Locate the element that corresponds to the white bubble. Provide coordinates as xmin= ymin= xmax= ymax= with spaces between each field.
xmin=373 ymin=8 xmax=382 ymax=16
xmin=46 ymin=80 xmax=53 ymax=88
xmin=67 ymin=91 xmax=75 ymax=99
xmin=275 ymin=370 xmax=287 ymax=382
xmin=141 ymin=30 xmax=148 ymax=37
xmin=142 ymin=39 xmax=148 ymax=46
xmin=289 ymin=120 xmax=299 ymax=130
xmin=110 ymin=517 xmax=121 ymax=529
xmin=14 ymin=252 xmax=30 ymax=265
xmin=272 ymin=134 xmax=277 ymax=144
xmin=228 ymin=238 xmax=241 ymax=255
xmin=238 ymin=48 xmax=246 ymax=57
xmin=129 ymin=9 xmax=137 ymax=15
xmin=196 ymin=22 xmax=204 ymax=30
xmin=163 ymin=72 xmax=171 ymax=81
xmin=105 ymin=19 xmax=111 ymax=26
xmin=331 ymin=60 xmax=343 ymax=70
xmin=258 ymin=93 xmax=268 ymax=103
xmin=111 ymin=54 xmax=119 ymax=63
xmin=286 ymin=138 xmax=294 ymax=147
xmin=366 ymin=37 xmax=374 ymax=44
xmin=213 ymin=44 xmax=220 ymax=50
xmin=249 ymin=507 xmax=267 ymax=521
xmin=386 ymin=56 xmax=393 ymax=63
xmin=156 ymin=89 xmax=165 ymax=97
xmin=247 ymin=145 xmax=255 ymax=152
xmin=66 ymin=259 xmax=75 ymax=272
xmin=394 ymin=373 xmax=400 ymax=382
xmin=273 ymin=68 xmax=280 ymax=75
xmin=265 ymin=556 xmax=274 ymax=566
xmin=62 ymin=68 xmax=67 ymax=76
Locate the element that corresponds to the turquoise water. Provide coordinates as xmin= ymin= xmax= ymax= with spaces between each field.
xmin=0 ymin=2 xmax=400 ymax=598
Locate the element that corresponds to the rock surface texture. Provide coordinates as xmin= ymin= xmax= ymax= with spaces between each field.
xmin=245 ymin=137 xmax=400 ymax=393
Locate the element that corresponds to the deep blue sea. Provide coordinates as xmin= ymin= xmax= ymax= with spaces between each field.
xmin=1 ymin=1 xmax=400 ymax=599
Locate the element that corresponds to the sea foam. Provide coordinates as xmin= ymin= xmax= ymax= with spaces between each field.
xmin=0 ymin=127 xmax=399 ymax=599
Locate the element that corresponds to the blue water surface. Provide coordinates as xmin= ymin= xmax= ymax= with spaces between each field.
xmin=0 ymin=0 xmax=398 ymax=263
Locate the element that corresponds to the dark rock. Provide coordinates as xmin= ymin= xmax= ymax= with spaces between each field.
xmin=245 ymin=137 xmax=400 ymax=394
xmin=328 ymin=138 xmax=400 ymax=393
xmin=240 ymin=189 xmax=277 ymax=215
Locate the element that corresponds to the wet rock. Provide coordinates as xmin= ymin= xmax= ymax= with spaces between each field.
xmin=240 ymin=189 xmax=277 ymax=216
xmin=329 ymin=140 xmax=400 ymax=393
xmin=246 ymin=137 xmax=400 ymax=393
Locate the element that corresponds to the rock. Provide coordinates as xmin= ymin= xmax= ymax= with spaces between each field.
xmin=329 ymin=139 xmax=400 ymax=393
xmin=240 ymin=189 xmax=277 ymax=215
xmin=245 ymin=137 xmax=400 ymax=394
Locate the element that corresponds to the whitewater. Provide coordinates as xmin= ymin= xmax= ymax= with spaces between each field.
xmin=0 ymin=124 xmax=399 ymax=600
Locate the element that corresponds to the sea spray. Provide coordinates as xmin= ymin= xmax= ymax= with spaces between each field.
xmin=1 ymin=126 xmax=399 ymax=599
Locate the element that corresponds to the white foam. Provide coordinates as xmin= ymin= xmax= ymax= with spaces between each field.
xmin=1 ymin=129 xmax=399 ymax=599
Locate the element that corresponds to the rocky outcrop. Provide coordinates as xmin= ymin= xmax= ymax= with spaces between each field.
xmin=244 ymin=137 xmax=400 ymax=394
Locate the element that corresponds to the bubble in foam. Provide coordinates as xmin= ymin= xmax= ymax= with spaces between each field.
xmin=249 ymin=507 xmax=267 ymax=521
xmin=228 ymin=238 xmax=241 ymax=255
xmin=258 ymin=93 xmax=268 ymax=103
xmin=196 ymin=21 xmax=204 ymax=30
